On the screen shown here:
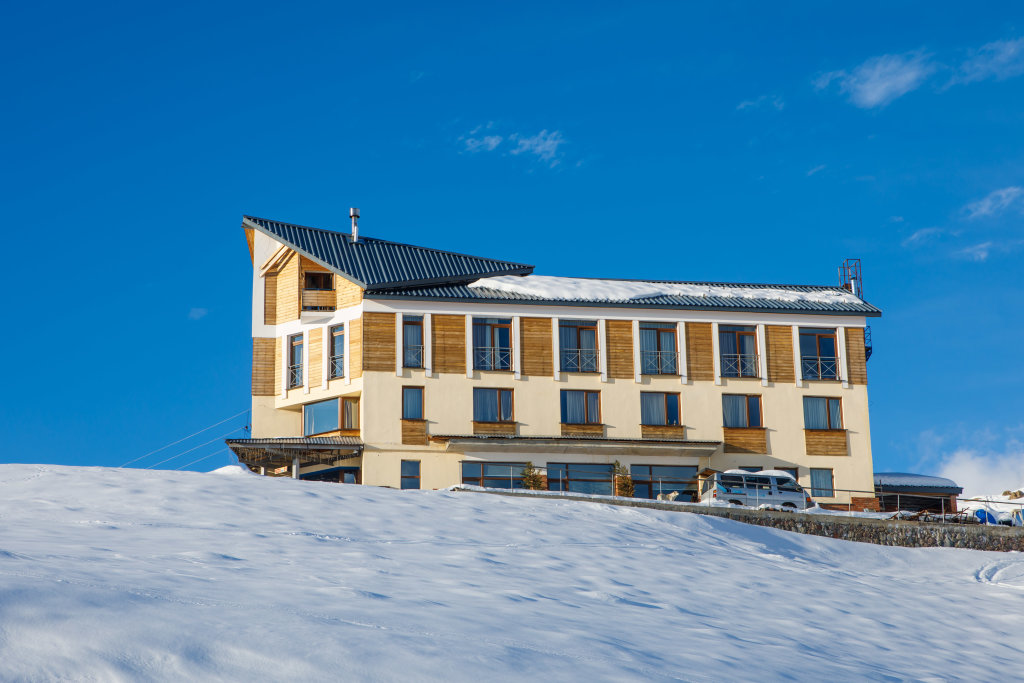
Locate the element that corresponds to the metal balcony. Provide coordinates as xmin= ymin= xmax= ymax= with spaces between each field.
xmin=288 ymin=364 xmax=303 ymax=388
xmin=560 ymin=348 xmax=599 ymax=373
xmin=640 ymin=349 xmax=678 ymax=375
xmin=404 ymin=345 xmax=424 ymax=369
xmin=474 ymin=346 xmax=512 ymax=371
xmin=720 ymin=353 xmax=759 ymax=378
xmin=801 ymin=355 xmax=839 ymax=381
xmin=329 ymin=354 xmax=344 ymax=379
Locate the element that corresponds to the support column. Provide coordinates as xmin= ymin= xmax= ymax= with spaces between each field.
xmin=757 ymin=323 xmax=768 ymax=387
xmin=292 ymin=456 xmax=299 ymax=479
xmin=598 ymin=319 xmax=608 ymax=383
xmin=711 ymin=322 xmax=722 ymax=386
xmin=632 ymin=320 xmax=641 ymax=384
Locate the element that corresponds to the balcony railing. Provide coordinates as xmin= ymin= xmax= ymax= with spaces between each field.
xmin=301 ymin=289 xmax=336 ymax=312
xmin=802 ymin=355 xmax=839 ymax=381
xmin=721 ymin=353 xmax=759 ymax=378
xmin=404 ymin=345 xmax=424 ymax=369
xmin=288 ymin=363 xmax=303 ymax=388
xmin=329 ymin=354 xmax=344 ymax=379
xmin=474 ymin=346 xmax=512 ymax=371
xmin=640 ymin=349 xmax=678 ymax=375
xmin=560 ymin=348 xmax=598 ymax=373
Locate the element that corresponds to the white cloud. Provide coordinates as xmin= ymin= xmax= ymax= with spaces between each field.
xmin=963 ymin=186 xmax=1024 ymax=219
xmin=956 ymin=241 xmax=993 ymax=261
xmin=458 ymin=126 xmax=568 ymax=168
xmin=936 ymin=444 xmax=1024 ymax=497
xmin=950 ymin=38 xmax=1024 ymax=86
xmin=463 ymin=135 xmax=503 ymax=153
xmin=736 ymin=95 xmax=784 ymax=111
xmin=806 ymin=164 xmax=826 ymax=177
xmin=509 ymin=130 xmax=566 ymax=167
xmin=815 ymin=50 xmax=935 ymax=108
xmin=188 ymin=307 xmax=208 ymax=320
xmin=901 ymin=227 xmax=946 ymax=247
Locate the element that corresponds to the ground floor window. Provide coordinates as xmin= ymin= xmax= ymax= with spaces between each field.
xmin=300 ymin=466 xmax=360 ymax=484
xmin=461 ymin=461 xmax=528 ymax=489
xmin=548 ymin=463 xmax=614 ymax=495
xmin=810 ymin=468 xmax=834 ymax=497
xmin=303 ymin=398 xmax=339 ymax=436
xmin=401 ymin=460 xmax=420 ymax=489
xmin=631 ymin=465 xmax=698 ymax=501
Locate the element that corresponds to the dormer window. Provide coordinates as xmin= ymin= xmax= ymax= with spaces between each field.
xmin=304 ymin=272 xmax=333 ymax=290
xmin=302 ymin=271 xmax=335 ymax=311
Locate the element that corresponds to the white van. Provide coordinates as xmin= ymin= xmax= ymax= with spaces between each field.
xmin=700 ymin=470 xmax=814 ymax=509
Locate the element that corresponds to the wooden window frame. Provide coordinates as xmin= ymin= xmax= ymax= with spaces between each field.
xmin=559 ymin=320 xmax=600 ymax=373
xmin=402 ymin=386 xmax=425 ymax=420
xmin=329 ymin=324 xmax=345 ymax=379
xmin=302 ymin=397 xmax=340 ymax=437
xmin=631 ymin=464 xmax=699 ymax=500
xmin=288 ymin=333 xmax=304 ymax=389
xmin=472 ymin=387 xmax=515 ymax=423
xmin=472 ymin=317 xmax=513 ymax=371
xmin=560 ymin=389 xmax=602 ymax=425
xmin=810 ymin=467 xmax=835 ymax=497
xmin=403 ymin=316 xmax=424 ymax=368
xmin=460 ymin=461 xmax=529 ymax=488
xmin=723 ymin=393 xmax=763 ymax=428
xmin=303 ymin=271 xmax=333 ymax=291
xmin=548 ymin=462 xmax=614 ymax=493
xmin=400 ymin=460 xmax=421 ymax=490
xmin=342 ymin=396 xmax=360 ymax=430
xmin=638 ymin=321 xmax=679 ymax=375
xmin=804 ymin=396 xmax=843 ymax=430
xmin=718 ymin=325 xmax=758 ymax=378
xmin=640 ymin=391 xmax=681 ymax=426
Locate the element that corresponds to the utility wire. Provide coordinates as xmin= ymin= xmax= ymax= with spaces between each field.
xmin=119 ymin=409 xmax=249 ymax=468
xmin=143 ymin=426 xmax=245 ymax=470
xmin=174 ymin=447 xmax=232 ymax=471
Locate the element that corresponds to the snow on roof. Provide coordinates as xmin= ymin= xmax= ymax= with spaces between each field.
xmin=468 ymin=274 xmax=863 ymax=305
xmin=873 ymin=472 xmax=961 ymax=490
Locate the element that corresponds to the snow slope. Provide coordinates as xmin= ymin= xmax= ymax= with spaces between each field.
xmin=1 ymin=465 xmax=1023 ymax=681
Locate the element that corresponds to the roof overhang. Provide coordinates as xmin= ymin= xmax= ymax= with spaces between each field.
xmin=226 ymin=437 xmax=363 ymax=469
xmin=432 ymin=435 xmax=721 ymax=457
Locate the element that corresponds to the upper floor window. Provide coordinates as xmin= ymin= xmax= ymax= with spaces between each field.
xmin=342 ymin=396 xmax=359 ymax=431
xmin=288 ymin=334 xmax=303 ymax=388
xmin=800 ymin=328 xmax=838 ymax=380
xmin=303 ymin=398 xmax=338 ymax=436
xmin=403 ymin=316 xmax=424 ymax=368
xmin=803 ymin=396 xmax=842 ymax=430
xmin=302 ymin=272 xmax=335 ymax=311
xmin=473 ymin=318 xmax=512 ymax=371
xmin=473 ymin=388 xmax=514 ymax=423
xmin=639 ymin=322 xmax=677 ymax=374
xmin=329 ymin=324 xmax=344 ymax=379
xmin=640 ymin=392 xmax=681 ymax=426
xmin=402 ymin=387 xmax=424 ymax=420
xmin=723 ymin=394 xmax=762 ymax=428
xmin=304 ymin=272 xmax=333 ymax=290
xmin=560 ymin=389 xmax=601 ymax=424
xmin=719 ymin=325 xmax=758 ymax=378
xmin=559 ymin=320 xmax=598 ymax=372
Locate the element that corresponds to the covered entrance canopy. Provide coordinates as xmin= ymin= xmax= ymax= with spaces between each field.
xmin=225 ymin=436 xmax=363 ymax=473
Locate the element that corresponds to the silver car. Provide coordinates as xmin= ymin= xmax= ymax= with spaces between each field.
xmin=700 ymin=470 xmax=814 ymax=509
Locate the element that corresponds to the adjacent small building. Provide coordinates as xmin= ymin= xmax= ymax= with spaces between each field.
xmin=874 ymin=473 xmax=963 ymax=513
xmin=227 ymin=213 xmax=882 ymax=507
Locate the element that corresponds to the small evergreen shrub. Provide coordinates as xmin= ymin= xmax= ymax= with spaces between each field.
xmin=521 ymin=461 xmax=546 ymax=490
xmin=613 ymin=460 xmax=634 ymax=498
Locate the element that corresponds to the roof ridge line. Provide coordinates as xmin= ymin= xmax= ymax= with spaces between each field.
xmin=478 ymin=273 xmax=858 ymax=293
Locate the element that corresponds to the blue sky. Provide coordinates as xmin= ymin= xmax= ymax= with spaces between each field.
xmin=2 ymin=1 xmax=1022 ymax=487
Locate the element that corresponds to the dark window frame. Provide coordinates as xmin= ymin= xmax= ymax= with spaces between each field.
xmin=303 ymin=397 xmax=340 ymax=436
xmin=547 ymin=462 xmax=615 ymax=494
xmin=461 ymin=461 xmax=529 ymax=489
xmin=472 ymin=387 xmax=515 ymax=423
xmin=631 ymin=464 xmax=699 ymax=500
xmin=403 ymin=316 xmax=424 ymax=368
xmin=400 ymin=460 xmax=421 ymax=490
xmin=303 ymin=271 xmax=334 ymax=291
xmin=560 ymin=389 xmax=602 ymax=425
xmin=329 ymin=324 xmax=345 ymax=379
xmin=640 ymin=391 xmax=681 ymax=426
xmin=288 ymin=333 xmax=304 ymax=389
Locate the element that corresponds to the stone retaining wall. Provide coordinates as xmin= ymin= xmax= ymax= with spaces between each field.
xmin=460 ymin=489 xmax=1024 ymax=552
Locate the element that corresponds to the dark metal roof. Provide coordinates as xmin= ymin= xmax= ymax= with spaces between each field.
xmin=244 ymin=216 xmax=533 ymax=290
xmin=226 ymin=436 xmax=363 ymax=448
xmin=367 ymin=281 xmax=881 ymax=316
xmin=874 ymin=472 xmax=963 ymax=494
xmin=226 ymin=436 xmax=363 ymax=468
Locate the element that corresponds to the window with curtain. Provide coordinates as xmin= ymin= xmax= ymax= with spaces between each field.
xmin=402 ymin=387 xmax=423 ymax=420
xmin=288 ymin=334 xmax=303 ymax=388
xmin=560 ymin=390 xmax=600 ymax=424
xmin=473 ymin=388 xmax=514 ymax=422
xmin=799 ymin=328 xmax=839 ymax=380
xmin=403 ymin=316 xmax=424 ymax=368
xmin=473 ymin=318 xmax=512 ymax=370
xmin=722 ymin=394 xmax=762 ymax=427
xmin=810 ymin=468 xmax=834 ymax=497
xmin=329 ymin=324 xmax=345 ymax=379
xmin=803 ymin=397 xmax=842 ymax=429
xmin=631 ymin=465 xmax=698 ymax=500
xmin=719 ymin=325 xmax=758 ymax=378
xmin=400 ymin=460 xmax=421 ymax=490
xmin=640 ymin=392 xmax=680 ymax=426
xmin=639 ymin=322 xmax=678 ymax=374
xmin=559 ymin=320 xmax=599 ymax=372
xmin=342 ymin=397 xmax=359 ymax=430
xmin=303 ymin=398 xmax=339 ymax=436
xmin=461 ymin=462 xmax=528 ymax=489
xmin=548 ymin=463 xmax=614 ymax=495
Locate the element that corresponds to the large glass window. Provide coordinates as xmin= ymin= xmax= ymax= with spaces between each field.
xmin=548 ymin=463 xmax=614 ymax=495
xmin=810 ymin=468 xmax=834 ymax=497
xmin=559 ymin=320 xmax=599 ymax=372
xmin=402 ymin=387 xmax=423 ymax=420
xmin=719 ymin=325 xmax=758 ymax=378
xmin=560 ymin=390 xmax=601 ymax=424
xmin=640 ymin=392 xmax=680 ymax=426
xmin=342 ymin=397 xmax=359 ymax=430
xmin=403 ymin=316 xmax=424 ymax=368
xmin=803 ymin=397 xmax=842 ymax=429
xmin=329 ymin=324 xmax=344 ymax=379
xmin=639 ymin=322 xmax=677 ymax=374
xmin=722 ymin=394 xmax=762 ymax=428
xmin=288 ymin=334 xmax=303 ymax=388
xmin=400 ymin=460 xmax=420 ymax=490
xmin=632 ymin=465 xmax=698 ymax=500
xmin=473 ymin=318 xmax=512 ymax=371
xmin=473 ymin=388 xmax=514 ymax=422
xmin=800 ymin=328 xmax=839 ymax=380
xmin=461 ymin=462 xmax=528 ymax=489
xmin=304 ymin=398 xmax=339 ymax=436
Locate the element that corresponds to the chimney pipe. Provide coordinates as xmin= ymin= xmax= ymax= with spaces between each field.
xmin=350 ymin=207 xmax=360 ymax=242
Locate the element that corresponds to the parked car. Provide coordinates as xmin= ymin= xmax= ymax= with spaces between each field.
xmin=700 ymin=470 xmax=814 ymax=509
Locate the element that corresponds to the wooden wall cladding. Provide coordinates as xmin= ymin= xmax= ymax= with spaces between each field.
xmin=263 ymin=274 xmax=278 ymax=325
xmin=348 ymin=317 xmax=363 ymax=378
xmin=766 ymin=325 xmax=795 ymax=383
xmin=252 ymin=338 xmax=277 ymax=396
xmin=335 ymin=277 xmax=363 ymax=308
xmin=723 ymin=427 xmax=768 ymax=454
xmin=685 ymin=322 xmax=713 ymax=381
xmin=432 ymin=314 xmax=466 ymax=374
xmin=276 ymin=252 xmax=300 ymax=323
xmin=845 ymin=328 xmax=868 ymax=385
xmin=606 ymin=320 xmax=635 ymax=379
xmin=401 ymin=419 xmax=427 ymax=446
xmin=641 ymin=425 xmax=688 ymax=440
xmin=561 ymin=423 xmax=605 ymax=437
xmin=805 ymin=430 xmax=848 ymax=456
xmin=473 ymin=421 xmax=517 ymax=436
xmin=308 ymin=328 xmax=323 ymax=389
xmin=362 ymin=312 xmax=396 ymax=372
xmin=520 ymin=317 xmax=553 ymax=376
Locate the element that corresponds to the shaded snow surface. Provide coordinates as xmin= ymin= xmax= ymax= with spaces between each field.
xmin=1 ymin=465 xmax=1023 ymax=681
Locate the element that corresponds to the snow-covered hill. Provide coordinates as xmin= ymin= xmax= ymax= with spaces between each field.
xmin=1 ymin=464 xmax=1023 ymax=681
